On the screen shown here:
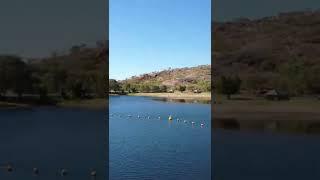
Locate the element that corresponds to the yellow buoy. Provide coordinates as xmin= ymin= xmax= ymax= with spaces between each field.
xmin=168 ymin=115 xmax=173 ymax=121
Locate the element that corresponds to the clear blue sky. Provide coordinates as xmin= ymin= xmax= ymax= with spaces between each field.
xmin=0 ymin=0 xmax=107 ymax=58
xmin=214 ymin=0 xmax=320 ymax=21
xmin=109 ymin=0 xmax=211 ymax=80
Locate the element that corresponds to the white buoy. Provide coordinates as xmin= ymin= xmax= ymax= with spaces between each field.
xmin=158 ymin=116 xmax=161 ymax=119
xmin=191 ymin=121 xmax=195 ymax=125
xmin=33 ymin=168 xmax=39 ymax=175
xmin=6 ymin=165 xmax=13 ymax=172
xmin=138 ymin=115 xmax=140 ymax=118
xmin=60 ymin=169 xmax=68 ymax=176
xmin=147 ymin=116 xmax=150 ymax=119
xmin=91 ymin=170 xmax=97 ymax=177
xmin=184 ymin=120 xmax=187 ymax=123
xmin=201 ymin=123 xmax=204 ymax=127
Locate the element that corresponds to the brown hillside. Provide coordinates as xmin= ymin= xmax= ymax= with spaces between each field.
xmin=213 ymin=10 xmax=320 ymax=92
xmin=122 ymin=65 xmax=211 ymax=87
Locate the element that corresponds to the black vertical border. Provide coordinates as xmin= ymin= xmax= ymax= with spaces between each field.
xmin=105 ymin=0 xmax=110 ymax=179
xmin=211 ymin=0 xmax=214 ymax=179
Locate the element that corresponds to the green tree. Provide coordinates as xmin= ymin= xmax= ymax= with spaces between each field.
xmin=122 ymin=83 xmax=131 ymax=92
xmin=159 ymin=85 xmax=167 ymax=92
xmin=141 ymin=84 xmax=151 ymax=93
xmin=0 ymin=57 xmax=10 ymax=97
xmin=38 ymin=84 xmax=49 ymax=101
xmin=4 ymin=56 xmax=32 ymax=99
xmin=176 ymin=85 xmax=186 ymax=92
xmin=151 ymin=85 xmax=160 ymax=93
xmin=305 ymin=65 xmax=320 ymax=94
xmin=109 ymin=79 xmax=121 ymax=92
xmin=276 ymin=59 xmax=307 ymax=95
xmin=95 ymin=72 xmax=107 ymax=98
xmin=216 ymin=75 xmax=241 ymax=99
xmin=65 ymin=73 xmax=88 ymax=99
xmin=197 ymin=80 xmax=211 ymax=92
xmin=245 ymin=74 xmax=267 ymax=94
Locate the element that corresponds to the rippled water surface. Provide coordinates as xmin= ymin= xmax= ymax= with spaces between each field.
xmin=214 ymin=128 xmax=320 ymax=180
xmin=0 ymin=107 xmax=106 ymax=180
xmin=109 ymin=96 xmax=211 ymax=180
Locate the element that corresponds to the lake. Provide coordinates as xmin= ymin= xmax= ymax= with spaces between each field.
xmin=4 ymin=95 xmax=318 ymax=180
xmin=214 ymin=127 xmax=320 ymax=180
xmin=109 ymin=96 xmax=211 ymax=180
xmin=0 ymin=107 xmax=107 ymax=180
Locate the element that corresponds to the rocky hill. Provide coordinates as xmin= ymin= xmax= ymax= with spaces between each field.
xmin=121 ymin=65 xmax=211 ymax=91
xmin=30 ymin=41 xmax=108 ymax=71
xmin=213 ymin=10 xmax=320 ymax=94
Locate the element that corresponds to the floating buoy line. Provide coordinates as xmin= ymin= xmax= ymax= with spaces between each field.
xmin=0 ymin=165 xmax=98 ymax=178
xmin=110 ymin=113 xmax=207 ymax=128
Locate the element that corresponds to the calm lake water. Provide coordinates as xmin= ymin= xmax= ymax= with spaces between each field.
xmin=214 ymin=128 xmax=320 ymax=180
xmin=109 ymin=96 xmax=211 ymax=180
xmin=0 ymin=107 xmax=107 ymax=180
xmin=3 ymin=96 xmax=318 ymax=180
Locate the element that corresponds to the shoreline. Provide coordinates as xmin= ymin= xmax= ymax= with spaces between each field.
xmin=57 ymin=98 xmax=107 ymax=109
xmin=128 ymin=92 xmax=211 ymax=101
xmin=214 ymin=97 xmax=320 ymax=121
xmin=212 ymin=97 xmax=320 ymax=134
xmin=0 ymin=98 xmax=108 ymax=110
xmin=0 ymin=102 xmax=33 ymax=110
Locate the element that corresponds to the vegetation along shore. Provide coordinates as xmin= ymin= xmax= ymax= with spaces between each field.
xmin=0 ymin=41 xmax=108 ymax=109
xmin=109 ymin=65 xmax=212 ymax=101
xmin=130 ymin=92 xmax=211 ymax=101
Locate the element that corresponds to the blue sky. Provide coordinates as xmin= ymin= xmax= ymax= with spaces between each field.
xmin=0 ymin=0 xmax=106 ymax=58
xmin=214 ymin=0 xmax=320 ymax=21
xmin=109 ymin=0 xmax=211 ymax=80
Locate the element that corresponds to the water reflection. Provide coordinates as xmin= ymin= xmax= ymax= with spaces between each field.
xmin=213 ymin=128 xmax=320 ymax=180
xmin=213 ymin=118 xmax=320 ymax=135
xmin=213 ymin=108 xmax=320 ymax=179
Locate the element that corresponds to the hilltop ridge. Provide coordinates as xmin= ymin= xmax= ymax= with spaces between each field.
xmin=116 ymin=65 xmax=211 ymax=92
xmin=213 ymin=10 xmax=320 ymax=94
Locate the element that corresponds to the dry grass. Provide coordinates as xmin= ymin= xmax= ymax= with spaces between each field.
xmin=0 ymin=101 xmax=31 ymax=109
xmin=58 ymin=98 xmax=107 ymax=109
xmin=213 ymin=95 xmax=320 ymax=121
xmin=129 ymin=92 xmax=211 ymax=100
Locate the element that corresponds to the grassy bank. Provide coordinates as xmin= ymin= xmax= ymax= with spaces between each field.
xmin=57 ymin=98 xmax=107 ymax=109
xmin=128 ymin=92 xmax=211 ymax=101
xmin=213 ymin=96 xmax=320 ymax=135
xmin=0 ymin=98 xmax=107 ymax=110
xmin=214 ymin=95 xmax=320 ymax=121
xmin=0 ymin=101 xmax=32 ymax=109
